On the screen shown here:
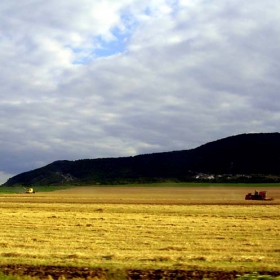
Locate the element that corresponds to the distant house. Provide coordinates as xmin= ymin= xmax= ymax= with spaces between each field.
xmin=195 ymin=174 xmax=215 ymax=180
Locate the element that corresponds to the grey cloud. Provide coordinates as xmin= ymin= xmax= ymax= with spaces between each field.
xmin=1 ymin=0 xmax=280 ymax=183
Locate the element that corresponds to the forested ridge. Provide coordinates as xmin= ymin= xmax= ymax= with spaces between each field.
xmin=3 ymin=133 xmax=280 ymax=186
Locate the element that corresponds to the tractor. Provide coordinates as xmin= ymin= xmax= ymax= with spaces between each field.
xmin=245 ymin=190 xmax=273 ymax=200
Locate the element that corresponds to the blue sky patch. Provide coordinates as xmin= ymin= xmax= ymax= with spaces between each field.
xmin=94 ymin=31 xmax=127 ymax=58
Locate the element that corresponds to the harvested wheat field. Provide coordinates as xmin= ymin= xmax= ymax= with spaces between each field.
xmin=0 ymin=185 xmax=280 ymax=279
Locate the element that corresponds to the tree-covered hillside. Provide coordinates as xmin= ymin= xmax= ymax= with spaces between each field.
xmin=3 ymin=133 xmax=280 ymax=186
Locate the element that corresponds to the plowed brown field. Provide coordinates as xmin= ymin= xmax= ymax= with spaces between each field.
xmin=2 ymin=185 xmax=280 ymax=204
xmin=2 ymin=264 xmax=280 ymax=280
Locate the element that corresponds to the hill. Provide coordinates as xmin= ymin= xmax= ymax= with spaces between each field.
xmin=3 ymin=132 xmax=280 ymax=186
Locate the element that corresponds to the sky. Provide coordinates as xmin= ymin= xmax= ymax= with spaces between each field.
xmin=1 ymin=0 xmax=280 ymax=184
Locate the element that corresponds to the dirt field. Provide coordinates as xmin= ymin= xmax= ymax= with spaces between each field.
xmin=2 ymin=264 xmax=280 ymax=280
xmin=0 ymin=186 xmax=280 ymax=279
xmin=2 ymin=185 xmax=280 ymax=204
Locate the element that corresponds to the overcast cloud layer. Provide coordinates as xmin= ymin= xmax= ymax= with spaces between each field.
xmin=1 ymin=0 xmax=280 ymax=184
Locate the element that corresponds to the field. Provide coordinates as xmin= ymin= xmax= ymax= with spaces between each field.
xmin=0 ymin=184 xmax=280 ymax=279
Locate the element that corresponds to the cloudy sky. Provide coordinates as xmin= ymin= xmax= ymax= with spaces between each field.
xmin=1 ymin=0 xmax=280 ymax=184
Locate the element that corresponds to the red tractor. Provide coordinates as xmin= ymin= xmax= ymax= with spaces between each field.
xmin=245 ymin=190 xmax=273 ymax=200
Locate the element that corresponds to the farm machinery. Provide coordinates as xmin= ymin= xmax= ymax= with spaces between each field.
xmin=245 ymin=190 xmax=273 ymax=201
xmin=23 ymin=187 xmax=36 ymax=194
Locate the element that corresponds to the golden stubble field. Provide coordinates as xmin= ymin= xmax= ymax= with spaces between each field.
xmin=0 ymin=186 xmax=280 ymax=274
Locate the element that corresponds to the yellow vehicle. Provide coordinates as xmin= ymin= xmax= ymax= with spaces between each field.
xmin=23 ymin=187 xmax=36 ymax=194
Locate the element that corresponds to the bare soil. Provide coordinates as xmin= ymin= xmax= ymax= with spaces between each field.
xmin=1 ymin=264 xmax=280 ymax=279
xmin=2 ymin=186 xmax=280 ymax=205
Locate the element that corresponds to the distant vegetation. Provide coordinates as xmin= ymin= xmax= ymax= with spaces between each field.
xmin=2 ymin=132 xmax=280 ymax=187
